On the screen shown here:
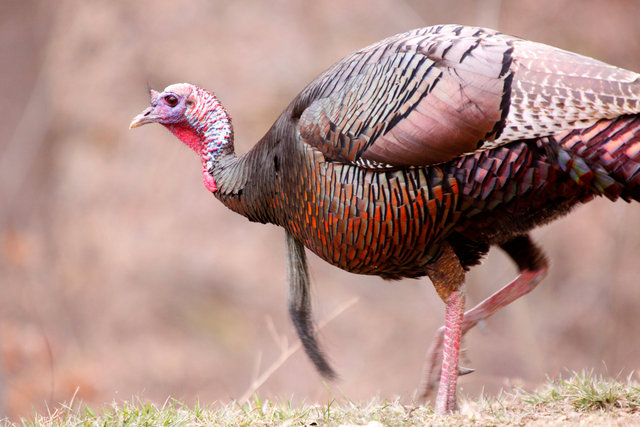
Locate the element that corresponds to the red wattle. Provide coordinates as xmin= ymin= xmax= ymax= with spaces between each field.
xmin=166 ymin=123 xmax=218 ymax=192
xmin=167 ymin=124 xmax=202 ymax=153
xmin=202 ymin=166 xmax=218 ymax=192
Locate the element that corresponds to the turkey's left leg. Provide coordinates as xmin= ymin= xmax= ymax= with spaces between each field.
xmin=421 ymin=234 xmax=548 ymax=399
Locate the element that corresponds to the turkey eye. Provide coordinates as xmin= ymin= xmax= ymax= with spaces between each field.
xmin=165 ymin=94 xmax=178 ymax=107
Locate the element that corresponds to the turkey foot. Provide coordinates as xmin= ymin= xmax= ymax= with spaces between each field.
xmin=421 ymin=267 xmax=548 ymax=398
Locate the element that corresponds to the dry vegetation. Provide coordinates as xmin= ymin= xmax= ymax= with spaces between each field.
xmin=6 ymin=372 xmax=640 ymax=426
xmin=1 ymin=0 xmax=640 ymax=423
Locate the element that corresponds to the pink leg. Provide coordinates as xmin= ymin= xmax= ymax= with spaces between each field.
xmin=434 ymin=286 xmax=465 ymax=413
xmin=422 ymin=267 xmax=548 ymax=399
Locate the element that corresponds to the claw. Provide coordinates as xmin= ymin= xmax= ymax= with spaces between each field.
xmin=458 ymin=366 xmax=475 ymax=376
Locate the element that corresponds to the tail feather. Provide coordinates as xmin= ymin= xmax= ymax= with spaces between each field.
xmin=559 ymin=115 xmax=640 ymax=202
xmin=446 ymin=114 xmax=640 ymax=246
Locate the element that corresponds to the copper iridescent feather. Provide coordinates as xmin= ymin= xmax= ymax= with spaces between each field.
xmin=130 ymin=24 xmax=640 ymax=414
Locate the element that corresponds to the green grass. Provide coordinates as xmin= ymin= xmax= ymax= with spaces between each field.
xmin=5 ymin=371 xmax=640 ymax=426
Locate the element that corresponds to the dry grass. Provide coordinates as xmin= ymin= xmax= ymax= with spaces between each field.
xmin=6 ymin=371 xmax=639 ymax=426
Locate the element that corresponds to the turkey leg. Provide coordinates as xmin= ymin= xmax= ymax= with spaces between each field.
xmin=426 ymin=243 xmax=467 ymax=413
xmin=421 ymin=234 xmax=548 ymax=399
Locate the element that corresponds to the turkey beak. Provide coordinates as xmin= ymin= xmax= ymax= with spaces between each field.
xmin=129 ymin=107 xmax=158 ymax=129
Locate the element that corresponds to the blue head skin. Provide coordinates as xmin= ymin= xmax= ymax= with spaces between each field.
xmin=130 ymin=85 xmax=192 ymax=128
xmin=130 ymin=83 xmax=234 ymax=192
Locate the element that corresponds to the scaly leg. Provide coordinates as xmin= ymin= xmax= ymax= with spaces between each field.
xmin=421 ymin=235 xmax=548 ymax=399
xmin=426 ymin=243 xmax=467 ymax=413
xmin=435 ymin=286 xmax=465 ymax=412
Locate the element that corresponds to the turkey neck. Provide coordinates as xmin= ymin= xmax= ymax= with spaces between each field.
xmin=172 ymin=87 xmax=278 ymax=224
xmin=210 ymin=143 xmax=280 ymax=225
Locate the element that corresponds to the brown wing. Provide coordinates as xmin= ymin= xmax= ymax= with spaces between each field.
xmin=294 ymin=25 xmax=640 ymax=168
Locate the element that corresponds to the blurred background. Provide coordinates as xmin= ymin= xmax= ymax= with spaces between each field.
xmin=2 ymin=0 xmax=640 ymax=420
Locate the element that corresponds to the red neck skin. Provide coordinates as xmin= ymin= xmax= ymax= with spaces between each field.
xmin=166 ymin=123 xmax=218 ymax=192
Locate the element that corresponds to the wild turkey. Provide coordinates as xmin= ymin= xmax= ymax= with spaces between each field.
xmin=130 ymin=24 xmax=640 ymax=413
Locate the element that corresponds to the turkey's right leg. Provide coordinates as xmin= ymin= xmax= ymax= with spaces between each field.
xmin=420 ymin=234 xmax=548 ymax=398
xmin=426 ymin=242 xmax=467 ymax=413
